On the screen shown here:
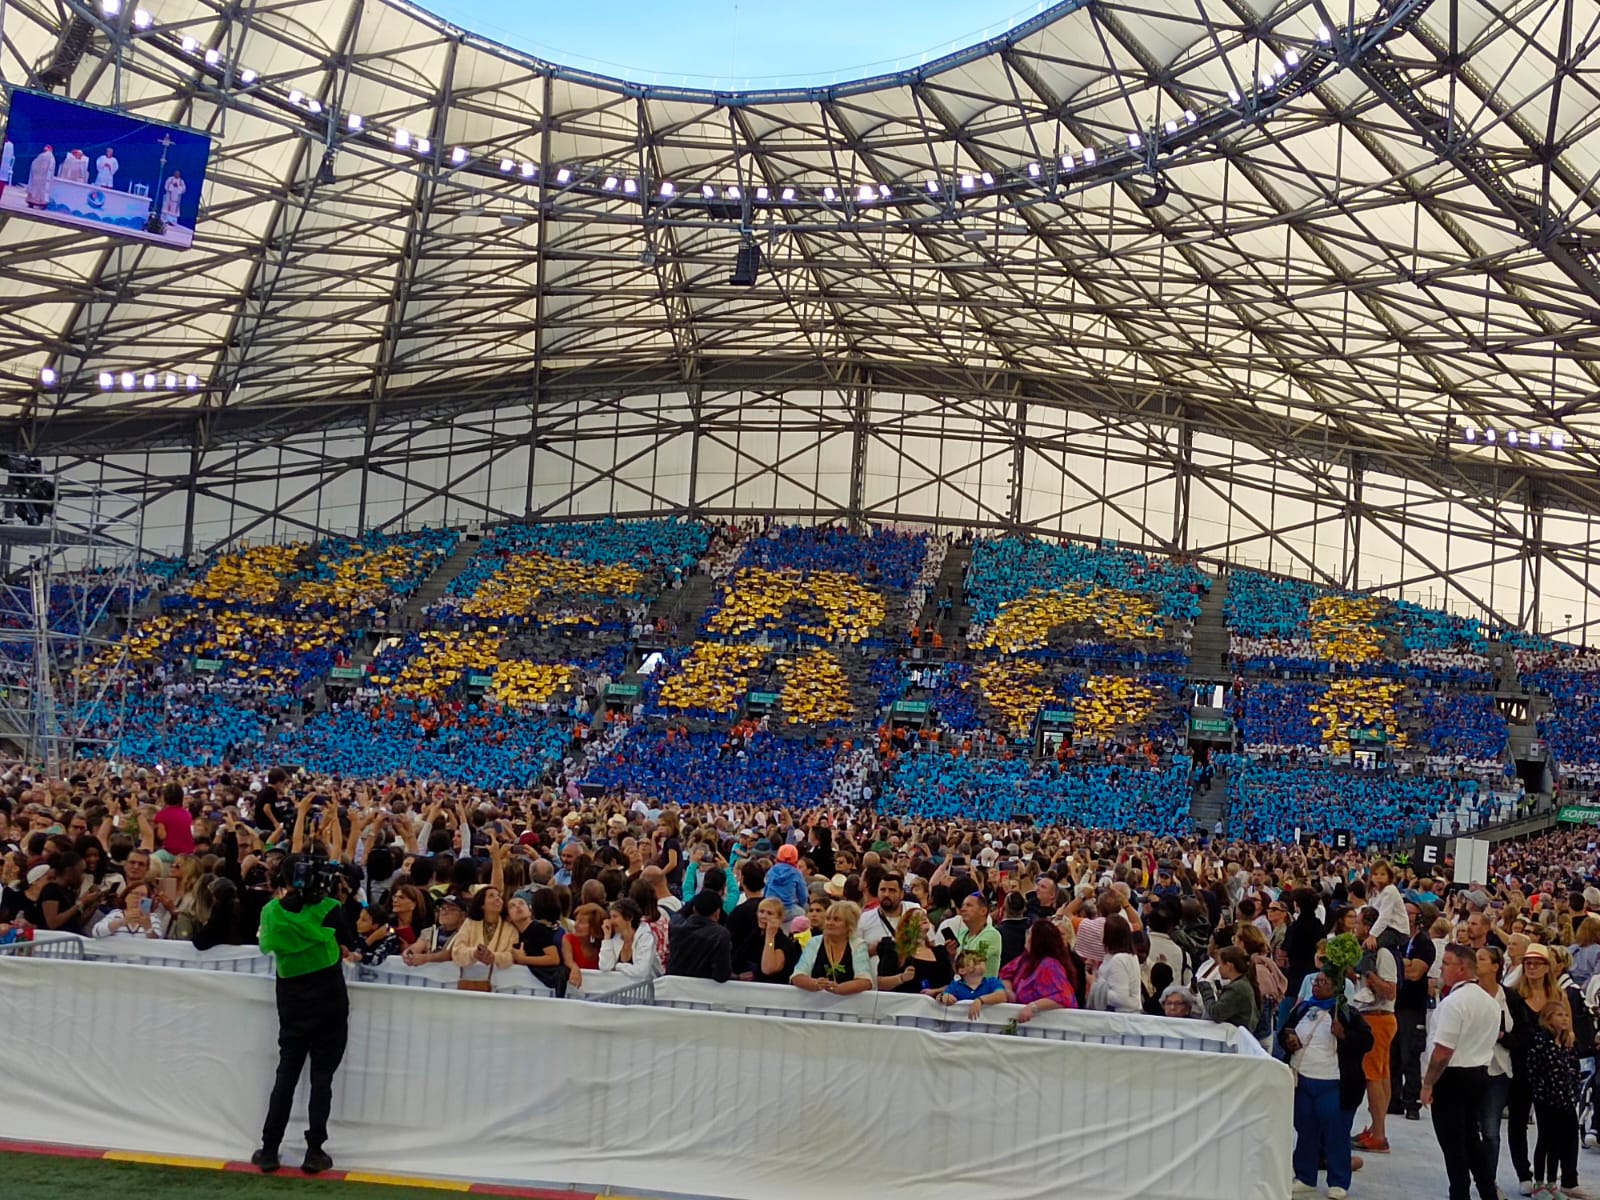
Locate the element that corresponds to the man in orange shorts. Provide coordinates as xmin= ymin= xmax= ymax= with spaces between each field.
xmin=1352 ymin=906 xmax=1400 ymax=1154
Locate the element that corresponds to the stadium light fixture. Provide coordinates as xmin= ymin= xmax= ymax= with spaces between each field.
xmin=1260 ymin=71 xmax=1274 ymax=88
xmin=1227 ymin=88 xmax=1242 ymax=104
xmin=1060 ymin=154 xmax=1074 ymax=171
xmin=960 ymin=174 xmax=975 ymax=191
xmin=39 ymin=368 xmax=56 ymax=386
xmin=307 ymin=99 xmax=322 ymax=114
xmin=498 ymin=158 xmax=514 ymax=172
xmin=1026 ymin=162 xmax=1040 ymax=178
xmin=1164 ymin=120 xmax=1179 ymax=135
xmin=727 ymin=185 xmax=741 ymax=199
xmin=1529 ymin=431 xmax=1542 ymax=448
xmin=519 ymin=162 xmax=535 ymax=178
xmin=659 ymin=181 xmax=676 ymax=197
xmin=1507 ymin=430 xmax=1520 ymax=446
xmin=1317 ymin=23 xmax=1332 ymax=42
xmin=878 ymin=183 xmax=892 ymax=198
xmin=288 ymin=89 xmax=304 ymax=105
xmin=1553 ymin=430 xmax=1568 ymax=450
xmin=823 ymin=186 xmax=837 ymax=201
xmin=120 ymin=372 xmax=135 ymax=389
xmin=415 ymin=138 xmax=430 ymax=155
xmin=347 ymin=113 xmax=363 ymax=131
xmin=602 ymin=176 xmax=618 ymax=191
xmin=781 ymin=186 xmax=796 ymax=201
xmin=1464 ymin=427 xmax=1477 ymax=442
xmin=925 ymin=178 xmax=941 ymax=193
xmin=1082 ymin=147 xmax=1097 ymax=164
xmin=132 ymin=8 xmax=152 ymax=29
xmin=1285 ymin=49 xmax=1301 ymax=67
xmin=143 ymin=373 xmax=156 ymax=389
xmin=100 ymin=0 xmax=120 ymax=15
xmin=754 ymin=186 xmax=769 ymax=200
xmin=623 ymin=179 xmax=638 ymax=195
xmin=700 ymin=183 xmax=715 ymax=198
xmin=204 ymin=48 xmax=221 ymax=67
xmin=1128 ymin=132 xmax=1142 ymax=149
xmin=1184 ymin=109 xmax=1198 ymax=124
xmin=556 ymin=167 xmax=572 ymax=184
xmin=240 ymin=68 xmax=258 ymax=85
xmin=451 ymin=147 xmax=468 ymax=165
xmin=394 ymin=129 xmax=412 ymax=148
xmin=980 ymin=171 xmax=994 ymax=186
xmin=185 ymin=375 xmax=201 ymax=390
xmin=164 ymin=373 xmax=178 ymax=389
xmin=1485 ymin=429 xmax=1497 ymax=444
xmin=857 ymin=184 xmax=875 ymax=203
xmin=181 ymin=35 xmax=197 ymax=53
xmin=97 ymin=372 xmax=114 ymax=390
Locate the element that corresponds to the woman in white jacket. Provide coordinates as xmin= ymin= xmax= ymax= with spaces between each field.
xmin=1087 ymin=914 xmax=1143 ymax=1012
xmin=597 ymin=897 xmax=661 ymax=980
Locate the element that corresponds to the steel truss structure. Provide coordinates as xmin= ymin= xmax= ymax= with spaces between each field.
xmin=3 ymin=0 xmax=1600 ymax=637
xmin=0 ymin=473 xmax=143 ymax=771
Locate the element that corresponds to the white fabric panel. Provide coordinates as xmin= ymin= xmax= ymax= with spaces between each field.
xmin=0 ymin=958 xmax=1290 ymax=1200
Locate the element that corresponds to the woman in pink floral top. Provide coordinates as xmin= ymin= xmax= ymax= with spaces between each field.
xmin=1000 ymin=919 xmax=1079 ymax=1021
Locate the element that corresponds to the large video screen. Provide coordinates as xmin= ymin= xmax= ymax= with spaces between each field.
xmin=1 ymin=88 xmax=212 ymax=250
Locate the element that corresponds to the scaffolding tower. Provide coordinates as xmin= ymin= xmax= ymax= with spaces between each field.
xmin=0 ymin=470 xmax=145 ymax=773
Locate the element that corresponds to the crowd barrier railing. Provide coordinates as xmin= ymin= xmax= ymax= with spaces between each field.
xmin=0 ymin=954 xmax=1291 ymax=1200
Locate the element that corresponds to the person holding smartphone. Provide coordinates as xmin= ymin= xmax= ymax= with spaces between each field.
xmin=91 ymin=882 xmax=162 ymax=938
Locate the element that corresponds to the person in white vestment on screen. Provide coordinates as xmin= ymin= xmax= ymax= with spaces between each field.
xmin=1 ymin=141 xmax=14 ymax=186
xmin=162 ymin=171 xmax=186 ymax=224
xmin=58 ymin=148 xmax=90 ymax=183
xmin=94 ymin=148 xmax=118 ymax=189
xmin=25 ymin=146 xmax=54 ymax=207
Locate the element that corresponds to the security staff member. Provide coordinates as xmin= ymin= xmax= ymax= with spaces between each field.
xmin=253 ymin=858 xmax=349 ymax=1175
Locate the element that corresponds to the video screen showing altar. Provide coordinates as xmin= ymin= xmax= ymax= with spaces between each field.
xmin=0 ymin=89 xmax=212 ymax=250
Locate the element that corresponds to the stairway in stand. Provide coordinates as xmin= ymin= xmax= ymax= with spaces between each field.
xmin=1189 ymin=573 xmax=1230 ymax=675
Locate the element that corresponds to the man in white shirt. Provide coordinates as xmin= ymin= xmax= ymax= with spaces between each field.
xmin=1422 ymin=942 xmax=1502 ymax=1200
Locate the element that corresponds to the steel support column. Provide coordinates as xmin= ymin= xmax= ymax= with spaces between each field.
xmin=847 ymin=381 xmax=871 ymax=532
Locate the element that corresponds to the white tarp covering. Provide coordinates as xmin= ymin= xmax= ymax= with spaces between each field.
xmin=0 ymin=957 xmax=1290 ymax=1200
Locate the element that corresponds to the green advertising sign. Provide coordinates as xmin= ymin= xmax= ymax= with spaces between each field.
xmin=329 ymin=666 xmax=363 ymax=681
xmin=1190 ymin=717 xmax=1233 ymax=735
xmin=1039 ymin=709 xmax=1075 ymax=725
xmin=607 ymin=683 xmax=642 ymax=699
xmin=1346 ymin=727 xmax=1389 ymax=744
xmin=192 ymin=658 xmax=223 ymax=672
xmin=466 ymin=673 xmax=494 ymax=688
xmin=748 ymin=691 xmax=779 ymax=705
xmin=1558 ymin=805 xmax=1600 ymax=825
xmin=893 ymin=700 xmax=930 ymax=715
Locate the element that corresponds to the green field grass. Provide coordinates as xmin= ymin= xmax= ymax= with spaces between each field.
xmin=0 ymin=1152 xmax=478 ymax=1200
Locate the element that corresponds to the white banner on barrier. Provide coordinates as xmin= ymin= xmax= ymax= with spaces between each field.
xmin=0 ymin=958 xmax=1290 ymax=1200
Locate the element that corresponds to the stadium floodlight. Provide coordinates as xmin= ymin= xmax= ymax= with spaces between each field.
xmin=556 ymin=167 xmax=572 ymax=184
xmin=204 ymin=48 xmax=221 ymax=67
xmin=97 ymin=372 xmax=114 ymax=390
xmin=143 ymin=373 xmax=156 ymax=389
xmin=602 ymin=176 xmax=618 ymax=191
xmin=451 ymin=147 xmax=468 ymax=165
xmin=754 ymin=186 xmax=769 ymax=200
xmin=498 ymin=158 xmax=514 ymax=172
xmin=39 ymin=368 xmax=56 ymax=386
xmin=1317 ymin=23 xmax=1332 ymax=42
xmin=1027 ymin=162 xmax=1040 ymax=178
xmin=1082 ymin=146 xmax=1096 ymax=164
xmin=100 ymin=0 xmax=120 ymax=14
xmin=1553 ymin=431 xmax=1568 ymax=450
xmin=120 ymin=372 xmax=135 ymax=389
xmin=701 ymin=183 xmax=715 ymax=198
xmin=727 ymin=186 xmax=741 ymax=199
xmin=960 ymin=174 xmax=975 ymax=191
xmin=307 ymin=99 xmax=322 ymax=114
xmin=823 ymin=186 xmax=837 ymax=201
xmin=394 ymin=129 xmax=412 ymax=148
xmin=857 ymin=184 xmax=875 ymax=203
xmin=346 ymin=113 xmax=363 ymax=131
xmin=165 ymin=373 xmax=178 ymax=389
xmin=519 ymin=162 xmax=535 ymax=178
xmin=185 ymin=375 xmax=201 ymax=390
xmin=623 ymin=178 xmax=638 ymax=195
xmin=1485 ymin=429 xmax=1497 ymax=444
xmin=132 ymin=8 xmax=152 ymax=28
xmin=1184 ymin=109 xmax=1198 ymax=124
xmin=1165 ymin=120 xmax=1179 ymax=135
xmin=1128 ymin=132 xmax=1142 ymax=149
xmin=879 ymin=183 xmax=892 ymax=198
xmin=781 ymin=186 xmax=796 ymax=201
xmin=181 ymin=35 xmax=198 ymax=53
xmin=1529 ymin=431 xmax=1542 ymax=448
xmin=240 ymin=68 xmax=258 ymax=84
xmin=980 ymin=171 xmax=994 ymax=186
xmin=659 ymin=181 xmax=676 ymax=197
xmin=1507 ymin=430 xmax=1520 ymax=446
xmin=925 ymin=178 xmax=941 ymax=193
xmin=1464 ymin=427 xmax=1477 ymax=442
xmin=1227 ymin=88 xmax=1242 ymax=104
xmin=1060 ymin=153 xmax=1073 ymax=171
xmin=288 ymin=89 xmax=304 ymax=105
xmin=416 ymin=138 xmax=430 ymax=155
xmin=1285 ymin=49 xmax=1300 ymax=67
xmin=1260 ymin=71 xmax=1274 ymax=88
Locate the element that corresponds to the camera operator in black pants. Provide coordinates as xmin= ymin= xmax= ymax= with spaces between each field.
xmin=252 ymin=856 xmax=350 ymax=1175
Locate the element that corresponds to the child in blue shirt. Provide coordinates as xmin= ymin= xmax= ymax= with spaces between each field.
xmin=939 ymin=950 xmax=1007 ymax=1020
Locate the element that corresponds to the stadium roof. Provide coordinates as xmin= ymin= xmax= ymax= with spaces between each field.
xmin=2 ymin=0 xmax=1600 ymax=528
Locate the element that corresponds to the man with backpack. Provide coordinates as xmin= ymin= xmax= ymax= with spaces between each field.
xmin=1351 ymin=905 xmax=1400 ymax=1155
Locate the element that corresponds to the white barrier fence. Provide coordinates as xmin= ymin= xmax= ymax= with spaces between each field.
xmin=0 ymin=955 xmax=1291 ymax=1200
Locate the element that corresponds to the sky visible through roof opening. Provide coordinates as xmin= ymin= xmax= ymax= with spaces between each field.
xmin=416 ymin=0 xmax=1047 ymax=87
